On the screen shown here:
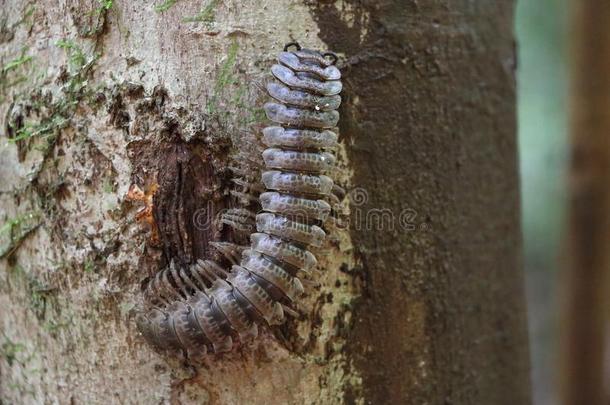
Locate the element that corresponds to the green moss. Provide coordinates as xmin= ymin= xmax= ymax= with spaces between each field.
xmin=27 ymin=277 xmax=54 ymax=320
xmin=0 ymin=337 xmax=26 ymax=367
xmin=154 ymin=0 xmax=178 ymax=13
xmin=84 ymin=260 xmax=95 ymax=273
xmin=97 ymin=0 xmax=113 ymax=13
xmin=0 ymin=37 xmax=100 ymax=248
xmin=21 ymin=5 xmax=36 ymax=21
xmin=6 ymin=39 xmax=97 ymax=147
xmin=75 ymin=0 xmax=112 ymax=37
xmin=242 ymin=106 xmax=266 ymax=125
xmin=5 ymin=265 xmax=54 ymax=321
xmin=42 ymin=318 xmax=72 ymax=334
xmin=9 ymin=115 xmax=68 ymax=143
xmin=2 ymin=53 xmax=33 ymax=74
xmin=206 ymin=39 xmax=238 ymax=114
xmin=0 ymin=48 xmax=35 ymax=101
xmin=216 ymin=40 xmax=238 ymax=89
xmin=102 ymin=178 xmax=116 ymax=193
xmin=56 ymin=40 xmax=88 ymax=71
xmin=183 ymin=0 xmax=219 ymax=24
xmin=10 ymin=3 xmax=36 ymax=32
xmin=0 ymin=212 xmax=41 ymax=259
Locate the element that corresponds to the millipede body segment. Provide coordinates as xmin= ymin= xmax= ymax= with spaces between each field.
xmin=136 ymin=43 xmax=342 ymax=357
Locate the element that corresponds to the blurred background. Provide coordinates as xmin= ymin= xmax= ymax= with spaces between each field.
xmin=517 ymin=1 xmax=609 ymax=404
xmin=516 ymin=0 xmax=567 ymax=404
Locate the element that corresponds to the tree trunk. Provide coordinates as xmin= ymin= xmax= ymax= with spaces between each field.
xmin=563 ymin=1 xmax=610 ymax=404
xmin=0 ymin=1 xmax=529 ymax=404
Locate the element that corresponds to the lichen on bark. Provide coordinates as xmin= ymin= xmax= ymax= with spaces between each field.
xmin=1 ymin=1 xmax=361 ymax=403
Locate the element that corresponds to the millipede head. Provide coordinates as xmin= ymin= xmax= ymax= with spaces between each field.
xmin=283 ymin=42 xmax=301 ymax=52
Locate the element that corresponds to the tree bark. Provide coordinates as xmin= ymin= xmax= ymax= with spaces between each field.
xmin=0 ymin=1 xmax=529 ymax=404
xmin=563 ymin=1 xmax=610 ymax=404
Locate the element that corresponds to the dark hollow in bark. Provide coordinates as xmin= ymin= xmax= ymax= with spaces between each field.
xmin=153 ymin=142 xmax=232 ymax=271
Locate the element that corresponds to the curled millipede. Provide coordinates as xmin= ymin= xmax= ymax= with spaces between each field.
xmin=136 ymin=43 xmax=341 ymax=357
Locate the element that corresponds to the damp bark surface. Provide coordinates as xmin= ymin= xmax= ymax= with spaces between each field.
xmin=310 ymin=1 xmax=531 ymax=404
xmin=0 ymin=1 xmax=530 ymax=404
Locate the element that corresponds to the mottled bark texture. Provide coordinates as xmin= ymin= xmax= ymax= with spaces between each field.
xmin=0 ymin=1 xmax=529 ymax=404
xmin=563 ymin=1 xmax=610 ymax=404
xmin=308 ymin=1 xmax=530 ymax=404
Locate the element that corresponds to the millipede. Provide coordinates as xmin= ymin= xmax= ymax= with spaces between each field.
xmin=136 ymin=42 xmax=342 ymax=357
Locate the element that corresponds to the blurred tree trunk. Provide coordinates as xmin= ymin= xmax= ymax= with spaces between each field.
xmin=564 ymin=2 xmax=610 ymax=405
xmin=0 ymin=1 xmax=529 ymax=404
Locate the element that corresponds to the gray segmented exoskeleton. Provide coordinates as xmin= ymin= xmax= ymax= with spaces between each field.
xmin=136 ymin=43 xmax=341 ymax=357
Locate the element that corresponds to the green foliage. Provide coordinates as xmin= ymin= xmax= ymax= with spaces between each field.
xmin=154 ymin=0 xmax=178 ymax=13
xmin=0 ymin=334 xmax=37 ymax=399
xmin=102 ymin=178 xmax=116 ymax=193
xmin=0 ymin=337 xmax=26 ymax=367
xmin=22 ymin=5 xmax=36 ymax=21
xmin=0 ymin=213 xmax=39 ymax=235
xmin=10 ymin=3 xmax=36 ymax=31
xmin=98 ymin=0 xmax=113 ymax=11
xmin=8 ymin=39 xmax=97 ymax=144
xmin=0 ymin=48 xmax=35 ymax=101
xmin=2 ymin=37 xmax=98 ymax=189
xmin=90 ymin=0 xmax=113 ymax=16
xmin=84 ymin=260 xmax=95 ymax=273
xmin=2 ymin=53 xmax=33 ymax=74
xmin=183 ymin=0 xmax=219 ymax=24
xmin=56 ymin=40 xmax=88 ymax=71
xmin=10 ymin=116 xmax=68 ymax=142
xmin=0 ymin=212 xmax=41 ymax=258
xmin=77 ymin=0 xmax=112 ymax=35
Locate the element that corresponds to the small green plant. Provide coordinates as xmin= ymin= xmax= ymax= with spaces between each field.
xmin=84 ymin=260 xmax=95 ymax=273
xmin=3 ymin=36 xmax=99 ymax=190
xmin=10 ymin=116 xmax=68 ymax=142
xmin=102 ymin=178 xmax=116 ymax=193
xmin=22 ymin=5 xmax=35 ymax=20
xmin=2 ymin=53 xmax=33 ymax=74
xmin=95 ymin=0 xmax=113 ymax=14
xmin=0 ymin=337 xmax=26 ymax=367
xmin=0 ymin=48 xmax=34 ymax=98
xmin=100 ymin=0 xmax=113 ymax=9
xmin=7 ymin=38 xmax=97 ymax=146
xmin=154 ymin=0 xmax=177 ymax=13
xmin=0 ymin=212 xmax=39 ymax=238
xmin=183 ymin=0 xmax=219 ymax=24
xmin=11 ymin=4 xmax=36 ymax=31
xmin=0 ymin=212 xmax=41 ymax=258
xmin=56 ymin=40 xmax=87 ymax=71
